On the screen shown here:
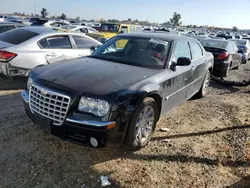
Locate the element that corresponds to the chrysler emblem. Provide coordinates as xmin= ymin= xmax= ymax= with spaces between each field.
xmin=41 ymin=88 xmax=48 ymax=95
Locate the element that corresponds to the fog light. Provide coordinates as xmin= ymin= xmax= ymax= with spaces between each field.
xmin=90 ymin=137 xmax=98 ymax=147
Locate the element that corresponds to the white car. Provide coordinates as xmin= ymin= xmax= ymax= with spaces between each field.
xmin=0 ymin=27 xmax=101 ymax=77
xmin=60 ymin=25 xmax=99 ymax=34
xmin=230 ymin=39 xmax=250 ymax=59
xmin=0 ymin=15 xmax=8 ymax=22
xmin=31 ymin=20 xmax=70 ymax=28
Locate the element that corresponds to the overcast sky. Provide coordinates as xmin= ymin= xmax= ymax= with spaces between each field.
xmin=1 ymin=0 xmax=250 ymax=29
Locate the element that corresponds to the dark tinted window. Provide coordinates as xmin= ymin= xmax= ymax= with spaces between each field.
xmin=173 ymin=42 xmax=191 ymax=60
xmin=29 ymin=18 xmax=40 ymax=23
xmin=0 ymin=25 xmax=16 ymax=34
xmin=31 ymin=20 xmax=48 ymax=26
xmin=47 ymin=36 xmax=72 ymax=49
xmin=80 ymin=28 xmax=88 ymax=33
xmin=38 ymin=38 xmax=50 ymax=48
xmin=190 ymin=42 xmax=203 ymax=59
xmin=73 ymin=35 xmax=99 ymax=48
xmin=0 ymin=29 xmax=38 ymax=44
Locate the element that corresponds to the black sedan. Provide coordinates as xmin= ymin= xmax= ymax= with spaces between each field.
xmin=200 ymin=39 xmax=242 ymax=77
xmin=0 ymin=22 xmax=25 ymax=34
xmin=21 ymin=33 xmax=214 ymax=150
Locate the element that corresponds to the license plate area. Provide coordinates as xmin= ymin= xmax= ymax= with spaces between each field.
xmin=34 ymin=113 xmax=52 ymax=133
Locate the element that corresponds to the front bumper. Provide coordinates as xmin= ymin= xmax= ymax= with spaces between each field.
xmin=21 ymin=90 xmax=115 ymax=147
xmin=0 ymin=62 xmax=30 ymax=77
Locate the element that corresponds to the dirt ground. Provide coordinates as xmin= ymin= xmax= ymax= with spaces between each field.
xmin=0 ymin=64 xmax=249 ymax=188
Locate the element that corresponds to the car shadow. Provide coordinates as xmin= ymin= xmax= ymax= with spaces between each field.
xmin=209 ymin=80 xmax=240 ymax=94
xmin=226 ymin=176 xmax=250 ymax=188
xmin=151 ymin=124 xmax=250 ymax=141
xmin=0 ymin=75 xmax=27 ymax=90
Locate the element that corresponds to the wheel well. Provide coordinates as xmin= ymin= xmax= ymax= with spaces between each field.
xmin=208 ymin=67 xmax=212 ymax=73
xmin=148 ymin=93 xmax=162 ymax=119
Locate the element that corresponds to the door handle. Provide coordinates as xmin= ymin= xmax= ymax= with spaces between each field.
xmin=46 ymin=53 xmax=57 ymax=57
xmin=191 ymin=66 xmax=196 ymax=71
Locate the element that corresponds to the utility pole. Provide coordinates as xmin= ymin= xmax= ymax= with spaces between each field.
xmin=34 ymin=4 xmax=36 ymax=15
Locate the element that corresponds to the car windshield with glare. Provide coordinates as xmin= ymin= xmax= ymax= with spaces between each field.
xmin=91 ymin=36 xmax=170 ymax=69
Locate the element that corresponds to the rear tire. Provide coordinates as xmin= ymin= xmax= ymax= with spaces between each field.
xmin=125 ymin=97 xmax=159 ymax=150
xmin=196 ymin=70 xmax=210 ymax=98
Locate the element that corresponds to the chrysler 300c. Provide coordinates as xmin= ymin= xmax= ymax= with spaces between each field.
xmin=21 ymin=33 xmax=214 ymax=150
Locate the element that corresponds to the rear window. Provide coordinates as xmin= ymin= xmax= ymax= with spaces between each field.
xmin=200 ymin=40 xmax=228 ymax=49
xmin=0 ymin=25 xmax=16 ymax=34
xmin=0 ymin=29 xmax=38 ymax=45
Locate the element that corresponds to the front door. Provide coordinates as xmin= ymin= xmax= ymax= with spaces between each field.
xmin=162 ymin=41 xmax=193 ymax=114
xmin=39 ymin=35 xmax=76 ymax=63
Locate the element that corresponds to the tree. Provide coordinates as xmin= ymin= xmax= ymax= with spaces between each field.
xmin=61 ymin=13 xmax=67 ymax=20
xmin=232 ymin=26 xmax=238 ymax=32
xmin=127 ymin=18 xmax=132 ymax=22
xmin=76 ymin=16 xmax=80 ymax=20
xmin=169 ymin=12 xmax=182 ymax=27
xmin=41 ymin=8 xmax=48 ymax=18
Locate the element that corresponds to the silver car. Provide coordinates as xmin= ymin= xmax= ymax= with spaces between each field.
xmin=0 ymin=26 xmax=101 ymax=77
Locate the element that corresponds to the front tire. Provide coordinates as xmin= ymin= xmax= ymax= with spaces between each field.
xmin=125 ymin=97 xmax=159 ymax=150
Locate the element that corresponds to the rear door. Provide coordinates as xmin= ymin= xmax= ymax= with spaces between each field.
xmin=70 ymin=34 xmax=101 ymax=56
xmin=188 ymin=42 xmax=207 ymax=96
xmin=38 ymin=35 xmax=77 ymax=63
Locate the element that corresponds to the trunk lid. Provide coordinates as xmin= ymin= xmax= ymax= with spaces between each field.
xmin=204 ymin=47 xmax=227 ymax=59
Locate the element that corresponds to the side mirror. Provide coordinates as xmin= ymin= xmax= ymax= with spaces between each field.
xmin=238 ymin=49 xmax=243 ymax=54
xmin=176 ymin=57 xmax=191 ymax=66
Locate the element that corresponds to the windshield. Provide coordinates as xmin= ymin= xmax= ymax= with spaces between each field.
xmin=230 ymin=39 xmax=247 ymax=45
xmin=99 ymin=24 xmax=120 ymax=32
xmin=91 ymin=36 xmax=170 ymax=69
xmin=200 ymin=40 xmax=228 ymax=49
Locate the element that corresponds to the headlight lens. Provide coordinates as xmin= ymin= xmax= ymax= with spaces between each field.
xmin=78 ymin=97 xmax=110 ymax=116
xmin=27 ymin=77 xmax=32 ymax=89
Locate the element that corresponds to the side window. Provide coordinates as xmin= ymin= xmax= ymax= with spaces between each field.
xmin=173 ymin=42 xmax=191 ymax=61
xmin=233 ymin=43 xmax=238 ymax=51
xmin=73 ymin=35 xmax=99 ymax=48
xmin=136 ymin=27 xmax=142 ymax=32
xmin=46 ymin=36 xmax=72 ymax=49
xmin=120 ymin=26 xmax=128 ymax=33
xmin=129 ymin=26 xmax=135 ymax=33
xmin=38 ymin=38 xmax=50 ymax=48
xmin=80 ymin=28 xmax=88 ymax=34
xmin=0 ymin=26 xmax=16 ymax=34
xmin=190 ymin=42 xmax=203 ymax=59
xmin=226 ymin=42 xmax=234 ymax=53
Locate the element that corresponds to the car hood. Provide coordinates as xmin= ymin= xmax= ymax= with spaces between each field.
xmin=34 ymin=57 xmax=159 ymax=96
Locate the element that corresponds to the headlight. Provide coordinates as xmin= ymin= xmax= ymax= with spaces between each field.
xmin=27 ymin=77 xmax=32 ymax=89
xmin=78 ymin=97 xmax=110 ymax=116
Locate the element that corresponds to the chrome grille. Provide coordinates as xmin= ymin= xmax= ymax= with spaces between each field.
xmin=29 ymin=84 xmax=70 ymax=125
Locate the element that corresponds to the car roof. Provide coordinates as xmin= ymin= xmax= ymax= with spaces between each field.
xmin=202 ymin=39 xmax=229 ymax=43
xmin=21 ymin=26 xmax=56 ymax=34
xmin=0 ymin=22 xmax=24 ymax=26
xmin=119 ymin=32 xmax=198 ymax=42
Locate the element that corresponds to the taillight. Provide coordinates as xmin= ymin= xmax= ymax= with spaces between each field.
xmin=218 ymin=52 xmax=230 ymax=60
xmin=0 ymin=50 xmax=17 ymax=62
